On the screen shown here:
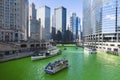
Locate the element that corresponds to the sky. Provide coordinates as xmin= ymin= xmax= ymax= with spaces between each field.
xmin=29 ymin=0 xmax=83 ymax=25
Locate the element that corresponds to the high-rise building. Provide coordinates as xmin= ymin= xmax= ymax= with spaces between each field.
xmin=70 ymin=13 xmax=81 ymax=41
xmin=70 ymin=13 xmax=76 ymax=40
xmin=0 ymin=0 xmax=28 ymax=42
xmin=37 ymin=6 xmax=50 ymax=41
xmin=35 ymin=19 xmax=41 ymax=41
xmin=54 ymin=6 xmax=67 ymax=39
xmin=25 ymin=0 xmax=29 ymax=40
xmin=52 ymin=15 xmax=55 ymax=29
xmin=83 ymin=0 xmax=120 ymax=54
xmin=83 ymin=0 xmax=92 ymax=37
xmin=76 ymin=17 xmax=81 ymax=40
xmin=51 ymin=27 xmax=56 ymax=41
xmin=28 ymin=3 xmax=41 ymax=41
xmin=28 ymin=3 xmax=36 ymax=39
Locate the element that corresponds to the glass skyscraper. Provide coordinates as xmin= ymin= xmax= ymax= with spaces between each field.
xmin=28 ymin=3 xmax=41 ymax=41
xmin=102 ymin=0 xmax=116 ymax=33
xmin=83 ymin=0 xmax=93 ymax=37
xmin=54 ymin=6 xmax=67 ymax=37
xmin=37 ymin=6 xmax=50 ymax=41
xmin=70 ymin=13 xmax=81 ymax=41
xmin=28 ymin=3 xmax=36 ymax=38
xmin=83 ymin=0 xmax=120 ymax=53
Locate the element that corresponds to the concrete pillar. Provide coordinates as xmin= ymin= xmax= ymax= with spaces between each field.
xmin=118 ymin=46 xmax=120 ymax=56
xmin=117 ymin=33 xmax=119 ymax=42
xmin=3 ymin=32 xmax=5 ymax=41
xmin=8 ymin=33 xmax=10 ymax=41
xmin=0 ymin=32 xmax=1 ymax=41
xmin=98 ymin=34 xmax=100 ymax=42
xmin=18 ymin=32 xmax=21 ymax=41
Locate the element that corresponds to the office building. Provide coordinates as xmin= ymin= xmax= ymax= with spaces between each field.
xmin=37 ymin=6 xmax=50 ymax=41
xmin=76 ymin=17 xmax=82 ymax=41
xmin=54 ymin=6 xmax=67 ymax=40
xmin=28 ymin=3 xmax=36 ymax=39
xmin=70 ymin=13 xmax=81 ymax=41
xmin=51 ymin=27 xmax=56 ymax=41
xmin=0 ymin=0 xmax=28 ymax=41
xmin=83 ymin=0 xmax=120 ymax=55
xmin=28 ymin=3 xmax=41 ymax=40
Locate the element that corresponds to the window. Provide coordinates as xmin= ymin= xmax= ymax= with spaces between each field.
xmin=103 ymin=47 xmax=106 ymax=49
xmin=114 ymin=49 xmax=118 ymax=52
xmin=107 ymin=48 xmax=111 ymax=51
xmin=110 ymin=44 xmax=114 ymax=46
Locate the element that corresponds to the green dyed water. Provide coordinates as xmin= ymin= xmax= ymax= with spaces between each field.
xmin=0 ymin=45 xmax=120 ymax=80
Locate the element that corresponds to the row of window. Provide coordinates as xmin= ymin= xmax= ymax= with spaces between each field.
xmin=96 ymin=43 xmax=120 ymax=47
xmin=97 ymin=47 xmax=118 ymax=52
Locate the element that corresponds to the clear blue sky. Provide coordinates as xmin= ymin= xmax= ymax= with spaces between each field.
xmin=29 ymin=0 xmax=83 ymax=19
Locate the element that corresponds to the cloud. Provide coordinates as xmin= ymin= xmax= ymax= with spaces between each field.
xmin=105 ymin=14 xmax=115 ymax=20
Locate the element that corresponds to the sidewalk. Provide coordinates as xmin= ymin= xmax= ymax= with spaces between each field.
xmin=0 ymin=51 xmax=34 ymax=62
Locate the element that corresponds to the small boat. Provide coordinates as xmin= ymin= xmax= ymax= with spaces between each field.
xmin=31 ymin=48 xmax=61 ymax=61
xmin=64 ymin=48 xmax=67 ymax=50
xmin=45 ymin=59 xmax=68 ymax=74
xmin=76 ymin=47 xmax=78 ymax=49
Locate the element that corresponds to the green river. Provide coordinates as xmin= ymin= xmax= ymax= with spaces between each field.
xmin=0 ymin=44 xmax=120 ymax=80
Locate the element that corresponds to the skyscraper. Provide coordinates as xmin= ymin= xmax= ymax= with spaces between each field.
xmin=76 ymin=17 xmax=81 ymax=40
xmin=37 ymin=6 xmax=50 ymax=41
xmin=25 ymin=0 xmax=29 ymax=40
xmin=54 ymin=6 xmax=67 ymax=40
xmin=51 ymin=27 xmax=56 ymax=41
xmin=28 ymin=3 xmax=36 ymax=39
xmin=70 ymin=13 xmax=81 ymax=41
xmin=0 ymin=0 xmax=28 ymax=42
xmin=83 ymin=0 xmax=92 ymax=37
xmin=83 ymin=0 xmax=120 ymax=54
xmin=28 ymin=3 xmax=41 ymax=41
xmin=51 ymin=15 xmax=56 ymax=41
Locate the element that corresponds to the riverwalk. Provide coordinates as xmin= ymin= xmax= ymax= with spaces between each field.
xmin=0 ymin=51 xmax=33 ymax=62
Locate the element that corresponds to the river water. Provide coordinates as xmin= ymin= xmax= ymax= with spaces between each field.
xmin=0 ymin=45 xmax=120 ymax=80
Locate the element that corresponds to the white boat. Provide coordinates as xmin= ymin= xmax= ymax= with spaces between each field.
xmin=31 ymin=48 xmax=61 ymax=61
xmin=84 ymin=47 xmax=97 ymax=54
xmin=45 ymin=59 xmax=68 ymax=74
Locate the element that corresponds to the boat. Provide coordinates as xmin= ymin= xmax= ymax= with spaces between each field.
xmin=84 ymin=46 xmax=97 ymax=54
xmin=64 ymin=48 xmax=67 ymax=50
xmin=31 ymin=48 xmax=61 ymax=61
xmin=45 ymin=59 xmax=68 ymax=74
xmin=76 ymin=47 xmax=78 ymax=49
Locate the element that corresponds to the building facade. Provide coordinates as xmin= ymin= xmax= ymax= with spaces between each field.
xmin=0 ymin=0 xmax=28 ymax=42
xmin=28 ymin=3 xmax=36 ymax=39
xmin=76 ymin=17 xmax=82 ymax=41
xmin=83 ymin=0 xmax=92 ymax=37
xmin=70 ymin=13 xmax=81 ymax=41
xmin=28 ymin=3 xmax=41 ymax=41
xmin=83 ymin=0 xmax=120 ymax=55
xmin=54 ymin=6 xmax=67 ymax=40
xmin=51 ymin=27 xmax=56 ymax=41
xmin=37 ymin=6 xmax=50 ymax=41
